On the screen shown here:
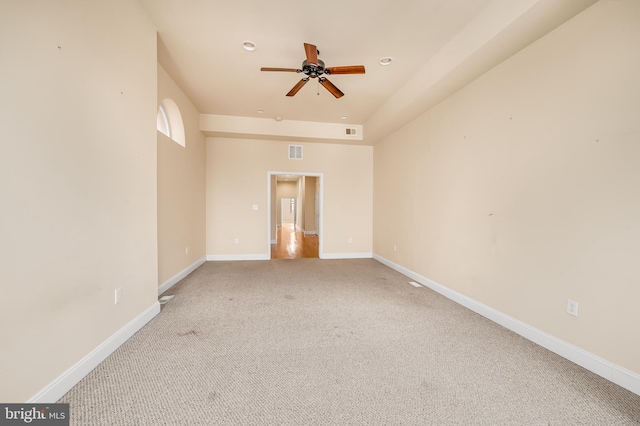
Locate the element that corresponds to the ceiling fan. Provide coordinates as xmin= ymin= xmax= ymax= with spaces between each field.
xmin=261 ymin=43 xmax=365 ymax=98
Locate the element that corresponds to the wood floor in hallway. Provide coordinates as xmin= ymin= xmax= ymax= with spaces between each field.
xmin=271 ymin=223 xmax=319 ymax=259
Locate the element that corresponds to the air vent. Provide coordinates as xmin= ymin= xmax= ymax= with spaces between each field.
xmin=288 ymin=144 xmax=303 ymax=160
xmin=345 ymin=127 xmax=357 ymax=136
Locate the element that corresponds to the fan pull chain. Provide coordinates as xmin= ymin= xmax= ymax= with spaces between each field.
xmin=317 ymin=80 xmax=320 ymax=95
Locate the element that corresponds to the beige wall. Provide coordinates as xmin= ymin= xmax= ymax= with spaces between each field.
xmin=374 ymin=0 xmax=640 ymax=375
xmin=296 ymin=178 xmax=305 ymax=229
xmin=207 ymin=138 xmax=373 ymax=258
xmin=157 ymin=65 xmax=206 ymax=287
xmin=304 ymin=177 xmax=317 ymax=233
xmin=0 ymin=1 xmax=158 ymax=401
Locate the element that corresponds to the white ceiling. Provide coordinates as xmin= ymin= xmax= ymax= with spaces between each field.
xmin=139 ymin=0 xmax=598 ymax=144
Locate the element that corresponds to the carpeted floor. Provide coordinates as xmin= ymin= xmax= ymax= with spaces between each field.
xmin=59 ymin=259 xmax=640 ymax=425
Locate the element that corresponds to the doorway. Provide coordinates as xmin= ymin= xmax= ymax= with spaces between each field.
xmin=268 ymin=172 xmax=322 ymax=259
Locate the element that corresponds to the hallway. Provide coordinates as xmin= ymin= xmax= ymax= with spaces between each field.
xmin=271 ymin=223 xmax=319 ymax=259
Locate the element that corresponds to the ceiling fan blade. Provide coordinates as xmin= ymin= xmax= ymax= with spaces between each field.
xmin=304 ymin=43 xmax=318 ymax=66
xmin=319 ymin=77 xmax=344 ymax=98
xmin=286 ymin=78 xmax=309 ymax=97
xmin=325 ymin=65 xmax=366 ymax=75
xmin=261 ymin=67 xmax=300 ymax=72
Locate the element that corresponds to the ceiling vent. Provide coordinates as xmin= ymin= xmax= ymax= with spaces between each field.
xmin=288 ymin=144 xmax=303 ymax=160
xmin=345 ymin=127 xmax=357 ymax=136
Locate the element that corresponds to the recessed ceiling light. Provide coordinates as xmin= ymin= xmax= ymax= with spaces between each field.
xmin=379 ymin=57 xmax=393 ymax=66
xmin=257 ymin=109 xmax=264 ymax=114
xmin=242 ymin=41 xmax=256 ymax=51
xmin=340 ymin=115 xmax=348 ymax=120
xmin=275 ymin=116 xmax=283 ymax=121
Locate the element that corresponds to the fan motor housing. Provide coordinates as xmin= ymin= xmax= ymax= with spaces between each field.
xmin=301 ymin=59 xmax=326 ymax=78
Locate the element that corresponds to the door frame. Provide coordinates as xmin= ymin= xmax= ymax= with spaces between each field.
xmin=267 ymin=171 xmax=323 ymax=259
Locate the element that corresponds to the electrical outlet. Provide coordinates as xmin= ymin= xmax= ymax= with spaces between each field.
xmin=185 ymin=246 xmax=189 ymax=255
xmin=393 ymin=244 xmax=397 ymax=252
xmin=252 ymin=204 xmax=259 ymax=211
xmin=348 ymin=237 xmax=353 ymax=243
xmin=566 ymin=299 xmax=578 ymax=317
xmin=234 ymin=238 xmax=239 ymax=244
xmin=115 ymin=288 xmax=122 ymax=305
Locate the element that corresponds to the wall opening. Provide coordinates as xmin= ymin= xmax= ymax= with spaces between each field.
xmin=268 ymin=172 xmax=323 ymax=259
xmin=157 ymin=104 xmax=171 ymax=138
xmin=157 ymin=98 xmax=185 ymax=147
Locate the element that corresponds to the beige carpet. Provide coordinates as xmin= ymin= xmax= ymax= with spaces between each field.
xmin=60 ymin=259 xmax=640 ymax=425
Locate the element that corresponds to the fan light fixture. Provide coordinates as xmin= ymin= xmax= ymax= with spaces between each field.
xmin=261 ymin=43 xmax=366 ymax=98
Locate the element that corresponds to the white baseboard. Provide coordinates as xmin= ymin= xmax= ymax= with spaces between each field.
xmin=28 ymin=302 xmax=161 ymax=403
xmin=373 ymin=254 xmax=640 ymax=397
xmin=207 ymin=254 xmax=269 ymax=261
xmin=613 ymin=366 xmax=640 ymax=396
xmin=270 ymin=239 xmax=276 ymax=244
xmin=303 ymin=230 xmax=317 ymax=235
xmin=321 ymin=252 xmax=373 ymax=260
xmin=158 ymin=256 xmax=206 ymax=295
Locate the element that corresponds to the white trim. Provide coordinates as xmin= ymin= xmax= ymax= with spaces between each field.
xmin=373 ymin=254 xmax=640 ymax=397
xmin=158 ymin=256 xmax=206 ymax=295
xmin=206 ymin=254 xmax=269 ymax=261
xmin=28 ymin=302 xmax=161 ymax=403
xmin=613 ymin=366 xmax=640 ymax=396
xmin=270 ymin=239 xmax=277 ymax=244
xmin=321 ymin=252 xmax=373 ymax=260
xmin=304 ymin=230 xmax=317 ymax=235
